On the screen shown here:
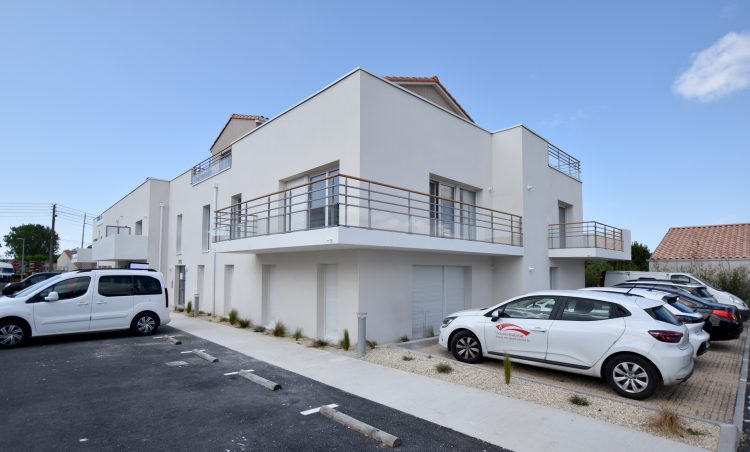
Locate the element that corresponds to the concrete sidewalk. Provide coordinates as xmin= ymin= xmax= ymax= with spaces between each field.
xmin=170 ymin=314 xmax=703 ymax=452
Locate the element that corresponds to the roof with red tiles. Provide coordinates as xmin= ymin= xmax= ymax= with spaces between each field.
xmin=383 ymin=75 xmax=474 ymax=123
xmin=651 ymin=223 xmax=750 ymax=260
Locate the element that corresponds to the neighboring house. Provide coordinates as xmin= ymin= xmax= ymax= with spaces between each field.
xmin=55 ymin=250 xmax=75 ymax=271
xmin=92 ymin=68 xmax=631 ymax=342
xmin=650 ymin=223 xmax=750 ymax=272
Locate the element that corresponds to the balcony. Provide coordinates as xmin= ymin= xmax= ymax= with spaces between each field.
xmin=548 ymin=143 xmax=581 ymax=181
xmin=71 ymin=248 xmax=94 ymax=264
xmin=91 ymin=234 xmax=148 ymax=262
xmin=548 ymin=221 xmax=631 ymax=260
xmin=191 ymin=149 xmax=232 ymax=185
xmin=213 ymin=174 xmax=523 ymax=256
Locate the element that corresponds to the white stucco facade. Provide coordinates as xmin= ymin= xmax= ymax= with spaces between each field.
xmin=93 ymin=68 xmax=630 ymax=343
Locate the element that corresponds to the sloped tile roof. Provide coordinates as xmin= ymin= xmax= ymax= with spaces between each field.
xmin=383 ymin=75 xmax=474 ymax=122
xmin=652 ymin=223 xmax=750 ymax=260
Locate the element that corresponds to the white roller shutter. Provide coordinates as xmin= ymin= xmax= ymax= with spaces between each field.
xmin=412 ymin=266 xmax=467 ymax=339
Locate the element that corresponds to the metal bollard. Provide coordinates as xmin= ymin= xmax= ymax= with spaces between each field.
xmin=194 ymin=294 xmax=200 ymax=317
xmin=357 ymin=312 xmax=367 ymax=358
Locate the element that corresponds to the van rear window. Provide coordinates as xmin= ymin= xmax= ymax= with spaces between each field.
xmin=98 ymin=276 xmax=133 ymax=297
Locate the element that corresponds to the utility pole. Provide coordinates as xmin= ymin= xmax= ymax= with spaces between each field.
xmin=20 ymin=237 xmax=25 ymax=277
xmin=81 ymin=212 xmax=86 ymax=248
xmin=48 ymin=203 xmax=57 ymax=269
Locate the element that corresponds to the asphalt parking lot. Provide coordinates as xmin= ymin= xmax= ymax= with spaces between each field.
xmin=0 ymin=326 xmax=507 ymax=451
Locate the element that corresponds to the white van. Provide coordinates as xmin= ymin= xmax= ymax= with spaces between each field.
xmin=0 ymin=269 xmax=171 ymax=348
xmin=602 ymin=270 xmax=747 ymax=315
xmin=0 ymin=262 xmax=14 ymax=284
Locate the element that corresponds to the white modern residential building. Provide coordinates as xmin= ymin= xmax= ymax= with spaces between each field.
xmin=89 ymin=68 xmax=631 ymax=343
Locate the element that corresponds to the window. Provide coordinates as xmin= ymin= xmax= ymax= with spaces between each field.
xmin=134 ymin=276 xmax=162 ymax=295
xmin=499 ymin=296 xmax=558 ymax=320
xmin=37 ymin=277 xmax=91 ymax=301
xmin=106 ymin=226 xmax=131 ymax=236
xmin=429 ymin=179 xmax=476 ymax=239
xmin=202 ymin=205 xmax=210 ymax=251
xmin=176 ymin=214 xmax=183 ymax=254
xmin=645 ymin=305 xmax=681 ymax=326
xmin=308 ymin=169 xmax=339 ymax=229
xmin=135 ymin=220 xmax=143 ymax=236
xmin=560 ymin=298 xmax=620 ymax=321
xmin=98 ymin=275 xmax=133 ymax=297
xmin=230 ymin=194 xmax=242 ymax=239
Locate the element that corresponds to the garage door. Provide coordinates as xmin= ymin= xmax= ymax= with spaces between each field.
xmin=412 ymin=266 xmax=467 ymax=339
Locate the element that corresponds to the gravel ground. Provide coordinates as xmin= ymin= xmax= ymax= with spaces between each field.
xmin=361 ymin=347 xmax=719 ymax=450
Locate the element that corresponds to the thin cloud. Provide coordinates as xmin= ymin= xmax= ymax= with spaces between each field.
xmin=673 ymin=31 xmax=750 ymax=101
xmin=544 ymin=109 xmax=587 ymax=128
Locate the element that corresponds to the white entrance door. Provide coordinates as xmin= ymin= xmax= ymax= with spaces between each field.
xmin=412 ymin=266 xmax=467 ymax=339
xmin=223 ymin=265 xmax=234 ymax=315
xmin=262 ymin=265 xmax=277 ymax=326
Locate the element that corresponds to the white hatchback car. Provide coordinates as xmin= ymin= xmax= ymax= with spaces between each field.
xmin=0 ymin=269 xmax=171 ymax=348
xmin=580 ymin=287 xmax=710 ymax=358
xmin=439 ymin=290 xmax=694 ymax=399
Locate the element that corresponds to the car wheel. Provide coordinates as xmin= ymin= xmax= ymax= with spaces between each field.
xmin=131 ymin=312 xmax=158 ymax=336
xmin=0 ymin=319 xmax=28 ymax=348
xmin=450 ymin=331 xmax=482 ymax=364
xmin=605 ymin=354 xmax=659 ymax=400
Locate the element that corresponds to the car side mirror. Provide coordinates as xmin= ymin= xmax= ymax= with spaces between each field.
xmin=44 ymin=291 xmax=60 ymax=302
xmin=491 ymin=309 xmax=500 ymax=322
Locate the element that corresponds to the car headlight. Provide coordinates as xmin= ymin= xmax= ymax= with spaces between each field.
xmin=442 ymin=316 xmax=457 ymax=327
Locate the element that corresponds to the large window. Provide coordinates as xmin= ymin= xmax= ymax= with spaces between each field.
xmin=429 ymin=179 xmax=476 ymax=239
xmin=98 ymin=275 xmax=133 ymax=297
xmin=230 ymin=194 xmax=242 ymax=239
xmin=134 ymin=276 xmax=162 ymax=295
xmin=308 ymin=169 xmax=339 ymax=229
xmin=560 ymin=298 xmax=618 ymax=321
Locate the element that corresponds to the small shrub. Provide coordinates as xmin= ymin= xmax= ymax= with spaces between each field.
xmin=186 ymin=301 xmax=193 ymax=314
xmin=293 ymin=328 xmax=303 ymax=341
xmin=686 ymin=428 xmax=706 ymax=436
xmin=340 ymin=329 xmax=351 ymax=351
xmin=254 ymin=325 xmax=266 ymax=333
xmin=176 ymin=307 xmax=185 ymax=313
xmin=218 ymin=316 xmax=228 ymax=323
xmin=238 ymin=319 xmax=250 ymax=329
xmin=435 ymin=362 xmax=453 ymax=374
xmin=650 ymin=405 xmax=683 ymax=436
xmin=402 ymin=355 xmax=414 ymax=361
xmin=568 ymin=394 xmax=590 ymax=406
xmin=272 ymin=321 xmax=287 ymax=337
xmin=503 ymin=353 xmax=512 ymax=385
xmin=366 ymin=340 xmax=377 ymax=349
xmin=198 ymin=310 xmax=207 ymax=315
xmin=312 ymin=338 xmax=329 ymax=348
xmin=396 ymin=335 xmax=410 ymax=343
xmin=228 ymin=309 xmax=239 ymax=325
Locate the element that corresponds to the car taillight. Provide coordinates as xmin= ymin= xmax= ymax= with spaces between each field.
xmin=648 ymin=330 xmax=683 ymax=343
xmin=712 ymin=309 xmax=737 ymax=321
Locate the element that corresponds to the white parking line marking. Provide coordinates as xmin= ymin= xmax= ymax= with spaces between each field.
xmin=181 ymin=349 xmax=204 ymax=354
xmin=165 ymin=361 xmax=189 ymax=367
xmin=224 ymin=370 xmax=254 ymax=376
xmin=300 ymin=404 xmax=339 ymax=416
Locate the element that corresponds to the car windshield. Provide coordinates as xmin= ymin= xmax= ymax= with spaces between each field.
xmin=10 ymin=275 xmax=64 ymax=298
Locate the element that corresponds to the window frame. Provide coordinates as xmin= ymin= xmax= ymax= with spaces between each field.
xmin=97 ymin=275 xmax=135 ymax=297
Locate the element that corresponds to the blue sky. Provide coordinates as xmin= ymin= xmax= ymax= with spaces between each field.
xmin=1 ymin=0 xmax=749 ymax=253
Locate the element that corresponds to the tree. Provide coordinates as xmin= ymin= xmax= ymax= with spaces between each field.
xmin=3 ymin=224 xmax=59 ymax=259
xmin=630 ymin=241 xmax=651 ymax=271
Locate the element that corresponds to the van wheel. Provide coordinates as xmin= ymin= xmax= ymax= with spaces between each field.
xmin=131 ymin=312 xmax=158 ymax=336
xmin=0 ymin=319 xmax=28 ymax=348
xmin=605 ymin=354 xmax=659 ymax=400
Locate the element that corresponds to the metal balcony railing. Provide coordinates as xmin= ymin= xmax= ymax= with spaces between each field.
xmin=215 ymin=174 xmax=523 ymax=246
xmin=548 ymin=221 xmax=623 ymax=251
xmin=191 ymin=149 xmax=232 ymax=185
xmin=548 ymin=143 xmax=581 ymax=180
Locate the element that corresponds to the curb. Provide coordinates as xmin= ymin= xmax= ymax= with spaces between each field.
xmin=320 ymin=406 xmax=400 ymax=447
xmin=192 ymin=349 xmax=219 ymax=363
xmin=724 ymin=329 xmax=750 ymax=452
xmin=239 ymin=369 xmax=281 ymax=391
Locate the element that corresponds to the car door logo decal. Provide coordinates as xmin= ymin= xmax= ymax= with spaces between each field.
xmin=497 ymin=323 xmax=530 ymax=336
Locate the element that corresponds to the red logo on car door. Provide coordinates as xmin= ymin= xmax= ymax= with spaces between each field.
xmin=496 ymin=323 xmax=530 ymax=336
